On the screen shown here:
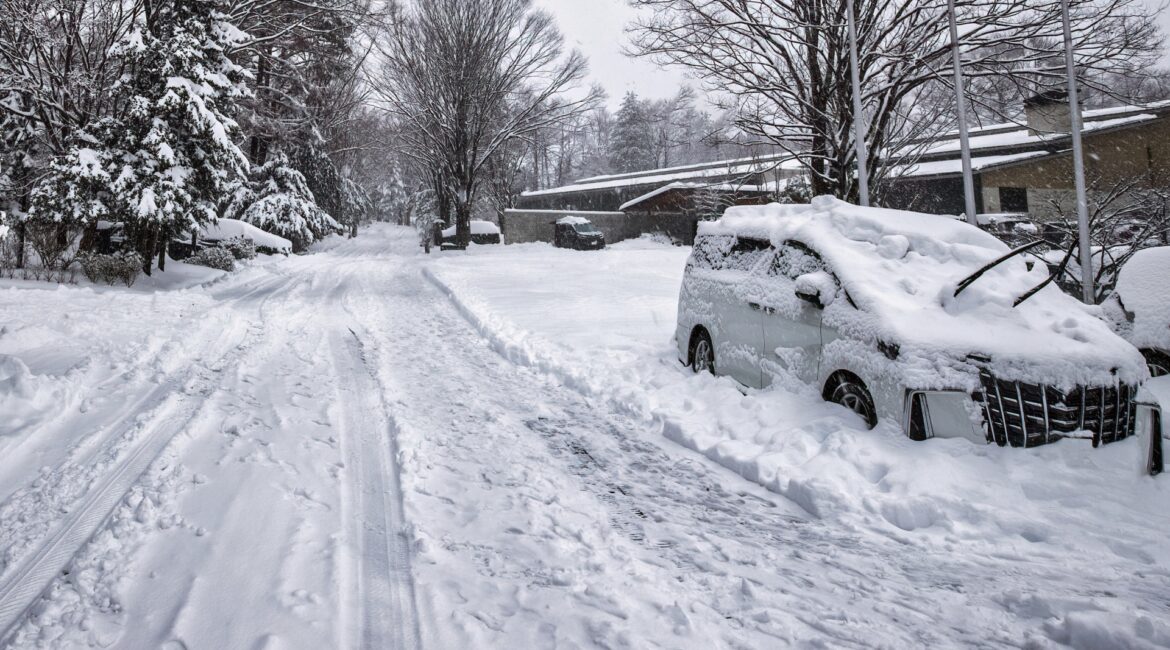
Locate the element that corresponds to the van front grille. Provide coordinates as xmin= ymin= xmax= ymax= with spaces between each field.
xmin=976 ymin=371 xmax=1136 ymax=447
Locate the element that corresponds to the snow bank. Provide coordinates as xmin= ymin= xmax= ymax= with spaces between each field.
xmin=424 ymin=237 xmax=1170 ymax=647
xmin=0 ymin=355 xmax=65 ymax=438
xmin=200 ymin=218 xmax=293 ymax=254
xmin=1114 ymin=246 xmax=1170 ymax=351
xmin=705 ymin=197 xmax=1145 ymax=389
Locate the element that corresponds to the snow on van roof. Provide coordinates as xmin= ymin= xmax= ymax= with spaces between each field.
xmin=703 ymin=196 xmax=1145 ymax=387
xmin=556 ymin=216 xmax=591 ymax=225
xmin=1114 ymin=246 xmax=1170 ymax=351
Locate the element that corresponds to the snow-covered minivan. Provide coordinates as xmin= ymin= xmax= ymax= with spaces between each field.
xmin=676 ymin=197 xmax=1148 ymax=447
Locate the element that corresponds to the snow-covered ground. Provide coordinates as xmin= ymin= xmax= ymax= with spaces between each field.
xmin=0 ymin=225 xmax=1167 ymax=649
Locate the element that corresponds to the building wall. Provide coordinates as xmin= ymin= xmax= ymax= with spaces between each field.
xmin=884 ymin=176 xmax=982 ymax=215
xmin=979 ymin=115 xmax=1170 ymax=220
xmin=501 ymin=209 xmax=699 ymax=245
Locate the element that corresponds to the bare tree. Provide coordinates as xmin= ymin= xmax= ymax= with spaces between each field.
xmin=373 ymin=0 xmax=600 ymax=248
xmin=628 ymin=0 xmax=1163 ymax=202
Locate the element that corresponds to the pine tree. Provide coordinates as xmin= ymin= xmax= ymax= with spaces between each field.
xmin=223 ymin=153 xmax=341 ymax=251
xmin=29 ymin=0 xmax=250 ymax=273
xmin=609 ymin=92 xmax=656 ymax=173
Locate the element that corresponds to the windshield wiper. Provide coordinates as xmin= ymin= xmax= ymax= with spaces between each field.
xmin=1013 ymin=239 xmax=1079 ymax=308
xmin=953 ymin=239 xmax=1048 ymax=298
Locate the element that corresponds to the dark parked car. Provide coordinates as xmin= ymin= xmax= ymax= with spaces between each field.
xmin=553 ymin=217 xmax=605 ymax=250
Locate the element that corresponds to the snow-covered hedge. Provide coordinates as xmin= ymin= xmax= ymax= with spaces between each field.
xmin=190 ymin=246 xmax=235 ymax=272
xmin=77 ymin=251 xmax=144 ymax=287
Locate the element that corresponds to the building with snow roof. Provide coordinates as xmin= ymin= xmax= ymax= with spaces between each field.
xmin=505 ymin=155 xmax=792 ymax=245
xmin=506 ymin=95 xmax=1170 ymax=245
xmin=885 ymin=94 xmax=1170 ymax=218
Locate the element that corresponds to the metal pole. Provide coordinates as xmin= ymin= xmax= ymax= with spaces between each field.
xmin=1060 ymin=0 xmax=1094 ymax=304
xmin=846 ymin=0 xmax=870 ymax=207
xmin=947 ymin=0 xmax=979 ymax=226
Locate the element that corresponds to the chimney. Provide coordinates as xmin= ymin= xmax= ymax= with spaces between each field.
xmin=1024 ymin=90 xmax=1080 ymax=135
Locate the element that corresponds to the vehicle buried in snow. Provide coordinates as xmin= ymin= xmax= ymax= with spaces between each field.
xmin=676 ymin=196 xmax=1149 ymax=447
xmin=1101 ymin=246 xmax=1170 ymax=378
xmin=436 ymin=220 xmax=502 ymax=249
xmin=553 ymin=216 xmax=606 ymax=250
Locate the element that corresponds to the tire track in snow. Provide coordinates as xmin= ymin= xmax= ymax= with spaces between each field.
xmin=0 ymin=271 xmax=291 ymax=646
xmin=331 ymin=324 xmax=421 ymax=650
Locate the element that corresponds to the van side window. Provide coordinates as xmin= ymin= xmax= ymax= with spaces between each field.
xmin=690 ymin=235 xmax=771 ymax=272
xmin=726 ymin=237 xmax=772 ymax=272
xmin=690 ymin=235 xmax=735 ymax=270
xmin=769 ymin=240 xmax=827 ymax=280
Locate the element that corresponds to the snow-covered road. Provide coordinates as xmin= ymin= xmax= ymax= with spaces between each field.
xmin=1 ymin=225 xmax=1168 ymax=649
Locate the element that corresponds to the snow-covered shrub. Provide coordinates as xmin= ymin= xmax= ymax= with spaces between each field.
xmin=222 ymin=154 xmax=341 ymax=252
xmin=77 ymin=251 xmax=144 ymax=287
xmin=190 ymin=246 xmax=235 ymax=271
xmin=220 ymin=236 xmax=256 ymax=260
xmin=24 ymin=218 xmax=78 ymax=271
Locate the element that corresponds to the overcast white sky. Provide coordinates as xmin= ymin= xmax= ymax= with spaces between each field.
xmin=538 ymin=0 xmax=1170 ymax=110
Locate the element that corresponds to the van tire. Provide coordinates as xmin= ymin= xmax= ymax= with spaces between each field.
xmin=689 ymin=328 xmax=715 ymax=375
xmin=824 ymin=372 xmax=878 ymax=429
xmin=1142 ymin=349 xmax=1170 ymax=378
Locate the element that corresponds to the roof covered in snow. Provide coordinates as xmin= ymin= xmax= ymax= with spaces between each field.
xmin=521 ymin=157 xmax=798 ymax=199
xmin=556 ymin=216 xmax=592 ymax=225
xmin=702 ymin=197 xmax=1146 ymax=387
xmin=617 ymin=182 xmax=771 ymax=212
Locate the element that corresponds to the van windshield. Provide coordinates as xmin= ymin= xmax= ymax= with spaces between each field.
xmin=573 ymin=224 xmax=599 ymax=234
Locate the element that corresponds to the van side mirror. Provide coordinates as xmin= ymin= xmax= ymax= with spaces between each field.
xmin=795 ymin=290 xmax=824 ymax=309
xmin=794 ymin=271 xmax=836 ymax=309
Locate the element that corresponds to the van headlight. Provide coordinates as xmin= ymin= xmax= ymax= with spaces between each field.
xmin=1136 ymin=403 xmax=1164 ymax=476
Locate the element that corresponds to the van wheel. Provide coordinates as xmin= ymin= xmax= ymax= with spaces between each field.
xmin=826 ymin=374 xmax=878 ymax=429
xmin=690 ymin=329 xmax=714 ymax=375
xmin=1143 ymin=349 xmax=1170 ymax=378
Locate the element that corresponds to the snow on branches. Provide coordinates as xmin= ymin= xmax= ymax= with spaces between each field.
xmin=222 ymin=153 xmax=342 ymax=252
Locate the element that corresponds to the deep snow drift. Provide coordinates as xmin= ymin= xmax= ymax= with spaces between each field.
xmin=427 ymin=234 xmax=1170 ymax=648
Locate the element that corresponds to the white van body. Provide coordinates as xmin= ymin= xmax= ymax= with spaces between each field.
xmin=676 ymin=197 xmax=1148 ymax=446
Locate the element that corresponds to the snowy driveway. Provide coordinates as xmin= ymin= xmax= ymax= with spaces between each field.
xmin=0 ymin=226 xmax=1168 ymax=649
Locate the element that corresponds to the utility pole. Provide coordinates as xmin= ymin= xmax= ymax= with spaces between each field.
xmin=1060 ymin=0 xmax=1095 ymax=304
xmin=846 ymin=0 xmax=870 ymax=207
xmin=947 ymin=0 xmax=979 ymax=226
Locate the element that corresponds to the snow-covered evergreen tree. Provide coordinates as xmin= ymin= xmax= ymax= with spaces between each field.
xmin=223 ymin=153 xmax=340 ymax=251
xmin=609 ymin=92 xmax=656 ymax=173
xmin=29 ymin=0 xmax=250 ymax=272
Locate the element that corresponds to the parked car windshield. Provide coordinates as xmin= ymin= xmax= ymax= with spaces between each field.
xmin=572 ymin=224 xmax=599 ymax=234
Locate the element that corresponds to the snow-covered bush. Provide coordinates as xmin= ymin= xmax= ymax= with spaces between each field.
xmin=190 ymin=246 xmax=235 ymax=271
xmin=223 ymin=154 xmax=341 ymax=252
xmin=77 ymin=251 xmax=144 ymax=287
xmin=220 ymin=236 xmax=256 ymax=260
xmin=24 ymin=218 xmax=78 ymax=271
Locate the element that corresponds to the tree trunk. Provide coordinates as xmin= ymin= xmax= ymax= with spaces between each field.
xmin=138 ymin=224 xmax=159 ymax=276
xmin=157 ymin=226 xmax=168 ymax=271
xmin=454 ymin=195 xmax=471 ymax=249
xmin=15 ymin=222 xmax=25 ymax=268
